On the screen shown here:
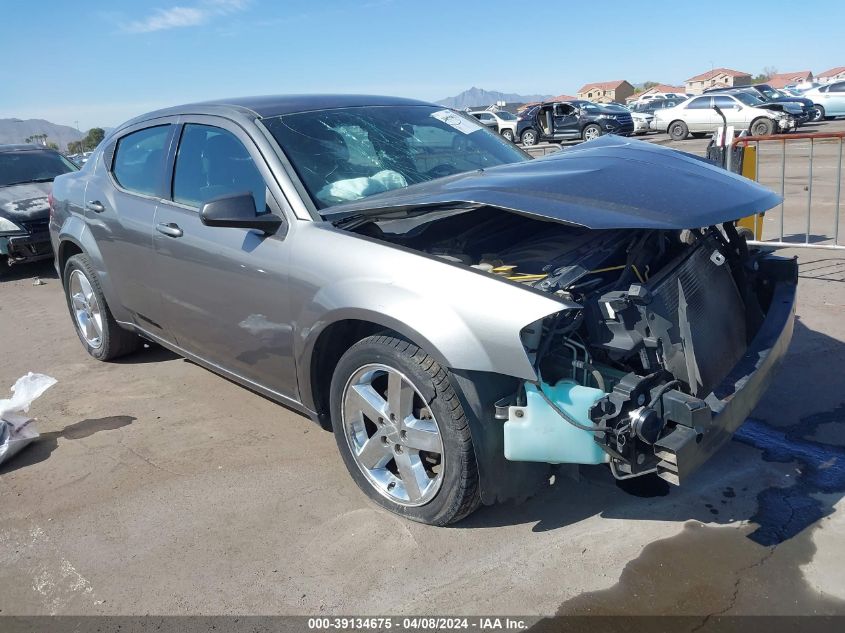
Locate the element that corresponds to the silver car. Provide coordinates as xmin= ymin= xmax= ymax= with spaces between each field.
xmin=653 ymin=92 xmax=793 ymax=140
xmin=50 ymin=95 xmax=797 ymax=525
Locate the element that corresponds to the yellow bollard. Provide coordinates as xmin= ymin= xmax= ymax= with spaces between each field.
xmin=736 ymin=145 xmax=764 ymax=240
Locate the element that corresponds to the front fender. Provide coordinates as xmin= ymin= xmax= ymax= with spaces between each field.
xmin=291 ymin=223 xmax=574 ymax=410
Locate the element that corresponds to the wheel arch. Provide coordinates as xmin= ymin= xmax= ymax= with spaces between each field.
xmin=303 ymin=314 xmax=453 ymax=430
xmin=56 ymin=216 xmax=130 ymax=322
xmin=57 ymin=239 xmax=84 ymax=282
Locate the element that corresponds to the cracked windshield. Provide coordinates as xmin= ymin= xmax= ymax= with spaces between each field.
xmin=262 ymin=105 xmax=528 ymax=208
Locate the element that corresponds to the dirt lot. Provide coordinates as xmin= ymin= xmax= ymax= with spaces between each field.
xmin=2 ymin=130 xmax=845 ymax=619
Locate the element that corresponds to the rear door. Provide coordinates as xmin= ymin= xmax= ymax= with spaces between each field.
xmin=84 ymin=120 xmax=176 ymax=336
xmin=683 ymin=96 xmax=714 ymax=131
xmin=152 ymin=117 xmax=298 ymax=398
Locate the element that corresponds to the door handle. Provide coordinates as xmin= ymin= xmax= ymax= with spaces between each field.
xmin=86 ymin=200 xmax=105 ymax=213
xmin=156 ymin=222 xmax=183 ymax=238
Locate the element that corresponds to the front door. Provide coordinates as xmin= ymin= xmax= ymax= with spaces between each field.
xmin=152 ymin=118 xmax=298 ymax=399
xmin=552 ymin=104 xmax=580 ymax=138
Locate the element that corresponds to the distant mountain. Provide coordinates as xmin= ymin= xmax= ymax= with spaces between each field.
xmin=0 ymin=118 xmax=84 ymax=150
xmin=436 ymin=87 xmax=553 ymax=109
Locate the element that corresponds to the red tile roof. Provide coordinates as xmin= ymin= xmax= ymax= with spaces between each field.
xmin=577 ymin=80 xmax=629 ymax=93
xmin=767 ymin=71 xmax=813 ymax=88
xmin=549 ymin=94 xmax=578 ymax=102
xmin=686 ymin=68 xmax=750 ymax=82
xmin=817 ymin=66 xmax=845 ymax=79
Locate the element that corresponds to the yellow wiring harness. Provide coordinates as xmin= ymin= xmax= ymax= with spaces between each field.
xmin=492 ymin=263 xmax=647 ymax=284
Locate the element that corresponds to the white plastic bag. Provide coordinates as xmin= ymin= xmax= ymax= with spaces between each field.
xmin=0 ymin=372 xmax=57 ymax=466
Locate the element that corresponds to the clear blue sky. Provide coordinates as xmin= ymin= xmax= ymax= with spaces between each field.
xmin=1 ymin=0 xmax=843 ymax=130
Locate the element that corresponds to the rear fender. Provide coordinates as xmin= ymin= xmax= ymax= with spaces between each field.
xmin=57 ymin=215 xmax=131 ymax=323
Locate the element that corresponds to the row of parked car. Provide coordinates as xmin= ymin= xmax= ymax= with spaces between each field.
xmin=470 ymin=80 xmax=845 ymax=145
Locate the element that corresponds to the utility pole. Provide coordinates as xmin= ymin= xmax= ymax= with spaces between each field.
xmin=75 ymin=120 xmax=84 ymax=152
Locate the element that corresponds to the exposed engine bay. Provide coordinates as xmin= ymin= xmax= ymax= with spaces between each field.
xmin=350 ymin=206 xmax=785 ymax=485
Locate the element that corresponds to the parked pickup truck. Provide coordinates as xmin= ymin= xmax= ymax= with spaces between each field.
xmin=516 ymin=100 xmax=635 ymax=146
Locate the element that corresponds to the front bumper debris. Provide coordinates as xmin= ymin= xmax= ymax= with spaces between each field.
xmin=653 ymin=256 xmax=797 ymax=484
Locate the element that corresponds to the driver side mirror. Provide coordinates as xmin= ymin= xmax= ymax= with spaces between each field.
xmin=200 ymin=192 xmax=282 ymax=235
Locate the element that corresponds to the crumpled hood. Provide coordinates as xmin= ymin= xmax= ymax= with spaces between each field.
xmin=324 ymin=135 xmax=782 ymax=230
xmin=0 ymin=182 xmax=51 ymax=221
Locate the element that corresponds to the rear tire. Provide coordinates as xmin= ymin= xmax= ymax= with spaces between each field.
xmin=0 ymin=255 xmax=8 ymax=279
xmin=63 ymin=253 xmax=141 ymax=361
xmin=329 ymin=335 xmax=481 ymax=525
xmin=668 ymin=120 xmax=688 ymax=141
xmin=520 ymin=129 xmax=538 ymax=146
xmin=751 ymin=117 xmax=774 ymax=136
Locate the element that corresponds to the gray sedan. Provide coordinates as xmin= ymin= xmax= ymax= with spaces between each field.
xmin=50 ymin=95 xmax=797 ymax=525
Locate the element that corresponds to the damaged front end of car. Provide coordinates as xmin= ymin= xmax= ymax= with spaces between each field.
xmin=327 ymin=136 xmax=798 ymax=488
xmin=497 ymin=224 xmax=797 ymax=485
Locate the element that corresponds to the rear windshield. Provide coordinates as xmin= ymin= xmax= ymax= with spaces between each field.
xmin=0 ymin=150 xmax=77 ymax=187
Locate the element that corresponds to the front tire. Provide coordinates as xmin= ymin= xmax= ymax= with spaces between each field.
xmin=520 ymin=129 xmax=538 ymax=146
xmin=501 ymin=129 xmax=515 ymax=142
xmin=751 ymin=117 xmax=774 ymax=136
xmin=810 ymin=105 xmax=825 ymax=122
xmin=329 ymin=335 xmax=481 ymax=525
xmin=63 ymin=253 xmax=141 ymax=361
xmin=668 ymin=120 xmax=689 ymax=141
xmin=582 ymin=124 xmax=602 ymax=141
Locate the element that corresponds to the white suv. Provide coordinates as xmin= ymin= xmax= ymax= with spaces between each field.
xmin=652 ymin=93 xmax=793 ymax=140
xmin=469 ymin=110 xmax=518 ymax=142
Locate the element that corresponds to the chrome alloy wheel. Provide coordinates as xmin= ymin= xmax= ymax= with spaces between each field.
xmin=342 ymin=364 xmax=445 ymax=506
xmin=584 ymin=126 xmax=601 ymax=141
xmin=69 ymin=269 xmax=103 ymax=349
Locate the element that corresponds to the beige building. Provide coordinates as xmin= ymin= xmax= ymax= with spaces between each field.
xmin=685 ymin=68 xmax=752 ymax=95
xmin=576 ymin=80 xmax=634 ymax=104
xmin=817 ymin=66 xmax=845 ymax=83
xmin=767 ymin=71 xmax=813 ymax=89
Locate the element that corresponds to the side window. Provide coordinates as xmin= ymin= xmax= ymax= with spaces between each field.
xmin=172 ymin=124 xmax=267 ymax=211
xmin=686 ymin=97 xmax=712 ymax=109
xmin=713 ymin=96 xmax=737 ymax=109
xmin=830 ymin=82 xmax=845 ymax=93
xmin=112 ymin=125 xmax=171 ymax=196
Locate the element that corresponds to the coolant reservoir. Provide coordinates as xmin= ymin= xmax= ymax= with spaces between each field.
xmin=504 ymin=380 xmax=609 ymax=465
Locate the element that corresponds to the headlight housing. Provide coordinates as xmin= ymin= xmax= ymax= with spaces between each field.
xmin=0 ymin=216 xmax=25 ymax=235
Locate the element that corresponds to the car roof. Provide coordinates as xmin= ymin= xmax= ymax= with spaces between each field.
xmin=0 ymin=144 xmax=55 ymax=153
xmin=118 ymin=94 xmax=436 ymax=130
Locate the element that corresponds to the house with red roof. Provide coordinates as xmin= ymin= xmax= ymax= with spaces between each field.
xmin=625 ymin=84 xmax=686 ymax=103
xmin=817 ymin=66 xmax=845 ymax=84
xmin=685 ymin=68 xmax=751 ymax=95
xmin=766 ymin=71 xmax=813 ymax=89
xmin=576 ymin=80 xmax=634 ymax=104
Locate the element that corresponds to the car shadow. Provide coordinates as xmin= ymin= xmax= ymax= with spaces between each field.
xmin=112 ymin=342 xmax=180 ymax=364
xmin=0 ymin=259 xmax=58 ymax=283
xmin=0 ymin=415 xmax=136 ymax=474
xmin=456 ymin=319 xmax=845 ymax=550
